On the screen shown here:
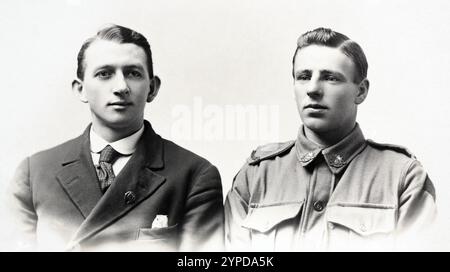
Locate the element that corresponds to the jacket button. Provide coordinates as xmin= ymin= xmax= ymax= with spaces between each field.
xmin=313 ymin=201 xmax=324 ymax=212
xmin=124 ymin=191 xmax=136 ymax=205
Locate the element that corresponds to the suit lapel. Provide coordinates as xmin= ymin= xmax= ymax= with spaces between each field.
xmin=56 ymin=126 xmax=103 ymax=218
xmin=70 ymin=121 xmax=166 ymax=245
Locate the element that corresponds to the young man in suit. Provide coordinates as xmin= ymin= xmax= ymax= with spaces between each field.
xmin=225 ymin=28 xmax=436 ymax=251
xmin=6 ymin=24 xmax=224 ymax=251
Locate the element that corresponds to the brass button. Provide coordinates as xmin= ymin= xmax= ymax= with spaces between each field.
xmin=313 ymin=201 xmax=324 ymax=212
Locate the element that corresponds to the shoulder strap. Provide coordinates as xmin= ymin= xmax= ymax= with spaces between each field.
xmin=248 ymin=141 xmax=295 ymax=165
xmin=366 ymin=139 xmax=416 ymax=159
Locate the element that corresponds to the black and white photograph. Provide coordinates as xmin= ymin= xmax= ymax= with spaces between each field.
xmin=0 ymin=0 xmax=449 ymax=252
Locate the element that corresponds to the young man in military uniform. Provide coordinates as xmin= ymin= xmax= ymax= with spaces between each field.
xmin=225 ymin=27 xmax=436 ymax=251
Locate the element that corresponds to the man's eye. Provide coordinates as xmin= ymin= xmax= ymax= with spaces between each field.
xmin=325 ymin=75 xmax=339 ymax=82
xmin=296 ymin=74 xmax=310 ymax=81
xmin=127 ymin=71 xmax=142 ymax=78
xmin=96 ymin=71 xmax=112 ymax=79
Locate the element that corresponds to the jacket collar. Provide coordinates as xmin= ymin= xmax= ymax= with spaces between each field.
xmin=61 ymin=121 xmax=164 ymax=169
xmin=56 ymin=121 xmax=166 ymax=248
xmin=295 ymin=123 xmax=367 ymax=174
xmin=57 ymin=124 xmax=103 ymax=218
xmin=61 ymin=124 xmax=92 ymax=166
xmin=141 ymin=120 xmax=164 ymax=169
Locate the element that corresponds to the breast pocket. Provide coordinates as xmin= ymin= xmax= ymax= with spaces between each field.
xmin=325 ymin=204 xmax=396 ymax=251
xmin=133 ymin=224 xmax=179 ymax=251
xmin=241 ymin=201 xmax=303 ymax=251
xmin=137 ymin=224 xmax=179 ymax=241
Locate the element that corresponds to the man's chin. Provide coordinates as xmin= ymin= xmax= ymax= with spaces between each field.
xmin=302 ymin=119 xmax=332 ymax=133
xmin=96 ymin=116 xmax=142 ymax=130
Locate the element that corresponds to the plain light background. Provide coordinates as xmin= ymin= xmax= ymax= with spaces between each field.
xmin=0 ymin=0 xmax=449 ymax=250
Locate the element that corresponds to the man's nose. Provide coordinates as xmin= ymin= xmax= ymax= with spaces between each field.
xmin=112 ymin=73 xmax=130 ymax=95
xmin=306 ymin=79 xmax=323 ymax=98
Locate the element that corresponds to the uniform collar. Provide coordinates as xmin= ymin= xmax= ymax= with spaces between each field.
xmin=90 ymin=125 xmax=145 ymax=155
xmin=295 ymin=123 xmax=367 ymax=174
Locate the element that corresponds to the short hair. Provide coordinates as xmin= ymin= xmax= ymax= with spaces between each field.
xmin=76 ymin=24 xmax=154 ymax=80
xmin=292 ymin=27 xmax=368 ymax=83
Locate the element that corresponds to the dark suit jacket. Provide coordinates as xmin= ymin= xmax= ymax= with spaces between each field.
xmin=5 ymin=121 xmax=224 ymax=251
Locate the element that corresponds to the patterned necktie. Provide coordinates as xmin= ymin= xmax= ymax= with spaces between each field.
xmin=96 ymin=145 xmax=121 ymax=193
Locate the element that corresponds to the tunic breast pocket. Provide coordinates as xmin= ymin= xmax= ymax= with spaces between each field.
xmin=241 ymin=201 xmax=303 ymax=251
xmin=325 ymin=204 xmax=396 ymax=251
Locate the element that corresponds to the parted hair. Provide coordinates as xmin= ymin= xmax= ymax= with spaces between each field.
xmin=292 ymin=27 xmax=368 ymax=83
xmin=76 ymin=24 xmax=154 ymax=80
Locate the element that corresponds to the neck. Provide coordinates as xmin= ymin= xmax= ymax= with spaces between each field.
xmin=91 ymin=121 xmax=144 ymax=143
xmin=304 ymin=123 xmax=356 ymax=147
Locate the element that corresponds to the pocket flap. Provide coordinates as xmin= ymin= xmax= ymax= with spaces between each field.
xmin=242 ymin=202 xmax=303 ymax=233
xmin=326 ymin=204 xmax=396 ymax=236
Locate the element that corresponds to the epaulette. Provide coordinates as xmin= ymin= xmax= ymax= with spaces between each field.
xmin=248 ymin=141 xmax=295 ymax=165
xmin=366 ymin=139 xmax=416 ymax=159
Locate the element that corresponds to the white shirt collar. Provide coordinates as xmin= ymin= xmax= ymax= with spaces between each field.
xmin=90 ymin=125 xmax=144 ymax=155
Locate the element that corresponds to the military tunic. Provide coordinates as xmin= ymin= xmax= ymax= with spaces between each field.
xmin=225 ymin=124 xmax=436 ymax=251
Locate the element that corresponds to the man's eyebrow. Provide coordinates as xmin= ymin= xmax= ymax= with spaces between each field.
xmin=93 ymin=65 xmax=115 ymax=71
xmin=320 ymin=70 xmax=349 ymax=81
xmin=294 ymin=69 xmax=312 ymax=75
xmin=123 ymin=64 xmax=145 ymax=70
xmin=91 ymin=64 xmax=145 ymax=71
xmin=320 ymin=69 xmax=345 ymax=76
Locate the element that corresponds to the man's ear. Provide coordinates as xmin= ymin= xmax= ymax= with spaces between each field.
xmin=147 ymin=76 xmax=161 ymax=103
xmin=355 ymin=78 xmax=369 ymax=105
xmin=72 ymin=78 xmax=88 ymax=103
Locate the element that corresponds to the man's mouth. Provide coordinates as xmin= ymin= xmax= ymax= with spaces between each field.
xmin=108 ymin=101 xmax=133 ymax=109
xmin=304 ymin=103 xmax=328 ymax=110
xmin=109 ymin=101 xmax=133 ymax=106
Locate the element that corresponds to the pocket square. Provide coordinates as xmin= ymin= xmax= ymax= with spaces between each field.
xmin=152 ymin=215 xmax=168 ymax=228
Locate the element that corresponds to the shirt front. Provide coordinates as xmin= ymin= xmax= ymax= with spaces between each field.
xmin=90 ymin=125 xmax=144 ymax=177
